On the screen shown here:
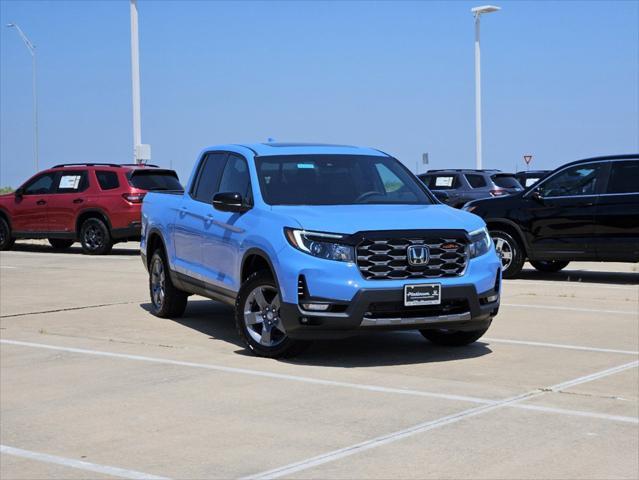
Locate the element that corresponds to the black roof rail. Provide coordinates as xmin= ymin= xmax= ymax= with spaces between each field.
xmin=52 ymin=162 xmax=161 ymax=168
xmin=120 ymin=163 xmax=161 ymax=168
xmin=425 ymin=169 xmax=502 ymax=173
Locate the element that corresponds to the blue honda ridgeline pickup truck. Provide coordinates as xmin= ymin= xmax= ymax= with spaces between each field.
xmin=141 ymin=143 xmax=501 ymax=357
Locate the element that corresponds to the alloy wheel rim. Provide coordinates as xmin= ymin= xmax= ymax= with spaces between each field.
xmin=243 ymin=285 xmax=286 ymax=347
xmin=84 ymin=224 xmax=104 ymax=250
xmin=493 ymin=237 xmax=513 ymax=270
xmin=150 ymin=257 xmax=165 ymax=309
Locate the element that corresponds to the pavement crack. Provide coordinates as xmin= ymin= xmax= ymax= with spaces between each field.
xmin=36 ymin=330 xmax=181 ymax=350
xmin=540 ymin=387 xmax=628 ymax=401
xmin=1 ymin=301 xmax=144 ymax=318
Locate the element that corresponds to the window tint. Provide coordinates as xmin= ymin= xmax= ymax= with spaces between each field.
xmin=465 ymin=174 xmax=487 ymax=188
xmin=96 ymin=171 xmax=120 ymax=190
xmin=428 ymin=175 xmax=459 ymax=190
xmin=537 ymin=164 xmax=604 ymax=198
xmin=23 ymin=173 xmax=55 ymax=195
xmin=491 ymin=174 xmax=522 ymax=189
xmin=607 ymin=161 xmax=639 ymax=194
xmin=193 ymin=152 xmax=228 ymax=202
xmin=218 ymin=154 xmax=250 ymax=197
xmin=128 ymin=170 xmax=182 ymax=191
xmin=376 ymin=163 xmax=403 ymax=193
xmin=56 ymin=171 xmax=88 ymax=193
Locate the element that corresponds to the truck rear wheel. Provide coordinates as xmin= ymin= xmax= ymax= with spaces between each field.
xmin=149 ymin=250 xmax=188 ymax=318
xmin=235 ymin=271 xmax=309 ymax=358
xmin=420 ymin=325 xmax=490 ymax=347
xmin=0 ymin=217 xmax=15 ymax=251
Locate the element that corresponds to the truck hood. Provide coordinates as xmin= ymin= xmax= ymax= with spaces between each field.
xmin=271 ymin=204 xmax=485 ymax=234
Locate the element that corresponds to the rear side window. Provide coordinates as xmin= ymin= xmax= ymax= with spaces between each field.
xmin=491 ymin=175 xmax=522 ymax=189
xmin=128 ymin=170 xmax=182 ymax=191
xmin=193 ymin=152 xmax=228 ymax=202
xmin=56 ymin=171 xmax=89 ymax=193
xmin=607 ymin=161 xmax=639 ymax=194
xmin=218 ymin=154 xmax=250 ymax=197
xmin=96 ymin=171 xmax=120 ymax=190
xmin=465 ymin=174 xmax=487 ymax=188
xmin=428 ymin=175 xmax=459 ymax=190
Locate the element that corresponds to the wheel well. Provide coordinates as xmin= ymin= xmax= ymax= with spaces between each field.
xmin=146 ymin=232 xmax=165 ymax=267
xmin=76 ymin=211 xmax=110 ymax=235
xmin=242 ymin=254 xmax=272 ymax=282
xmin=0 ymin=210 xmax=9 ymax=229
xmin=487 ymin=221 xmax=528 ymax=257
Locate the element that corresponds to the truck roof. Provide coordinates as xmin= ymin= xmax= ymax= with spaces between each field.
xmin=204 ymin=143 xmax=390 ymax=158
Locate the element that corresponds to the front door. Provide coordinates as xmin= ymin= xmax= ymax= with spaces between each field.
xmin=12 ymin=172 xmax=56 ymax=233
xmin=594 ymin=159 xmax=639 ymax=260
xmin=526 ymin=162 xmax=606 ymax=259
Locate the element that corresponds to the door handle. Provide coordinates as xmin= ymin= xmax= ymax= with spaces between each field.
xmin=36 ymin=200 xmax=47 ymax=206
xmin=73 ymin=199 xmax=84 ymax=204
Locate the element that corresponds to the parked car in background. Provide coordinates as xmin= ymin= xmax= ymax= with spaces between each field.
xmin=464 ymin=155 xmax=639 ymax=278
xmin=141 ymin=143 xmax=501 ymax=358
xmin=0 ymin=163 xmax=182 ymax=255
xmin=418 ymin=169 xmax=523 ymax=208
xmin=515 ymin=170 xmax=550 ymax=188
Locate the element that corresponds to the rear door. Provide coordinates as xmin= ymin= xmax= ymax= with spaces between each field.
xmin=173 ymin=152 xmax=228 ymax=279
xmin=527 ymin=162 xmax=606 ymax=258
xmin=594 ymin=159 xmax=639 ymax=261
xmin=47 ymin=170 xmax=90 ymax=234
xmin=12 ymin=172 xmax=56 ymax=233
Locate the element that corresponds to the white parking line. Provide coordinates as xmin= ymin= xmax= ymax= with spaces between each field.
xmin=502 ymin=303 xmax=637 ymax=316
xmin=243 ymin=360 xmax=639 ymax=479
xmin=505 ymin=279 xmax=638 ymax=291
xmin=0 ymin=445 xmax=169 ymax=480
xmin=1 ymin=339 xmax=637 ymax=426
xmin=0 ymin=265 xmax=17 ymax=269
xmin=482 ymin=337 xmax=639 ymax=356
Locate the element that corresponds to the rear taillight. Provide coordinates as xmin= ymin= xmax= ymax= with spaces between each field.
xmin=489 ymin=190 xmax=507 ymax=197
xmin=122 ymin=193 xmax=146 ymax=204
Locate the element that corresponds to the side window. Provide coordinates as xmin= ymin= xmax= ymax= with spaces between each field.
xmin=55 ymin=171 xmax=88 ymax=193
xmin=465 ymin=174 xmax=487 ymax=188
xmin=23 ymin=173 xmax=55 ymax=195
xmin=218 ymin=154 xmax=250 ymax=197
xmin=607 ymin=161 xmax=639 ymax=194
xmin=429 ymin=175 xmax=458 ymax=190
xmin=96 ymin=171 xmax=120 ymax=190
xmin=193 ymin=152 xmax=228 ymax=203
xmin=537 ymin=163 xmax=604 ymax=198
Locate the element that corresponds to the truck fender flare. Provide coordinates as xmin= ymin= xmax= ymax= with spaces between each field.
xmin=241 ymin=248 xmax=282 ymax=291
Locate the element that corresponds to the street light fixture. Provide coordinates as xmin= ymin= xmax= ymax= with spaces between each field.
xmin=6 ymin=22 xmax=39 ymax=172
xmin=471 ymin=5 xmax=500 ymax=170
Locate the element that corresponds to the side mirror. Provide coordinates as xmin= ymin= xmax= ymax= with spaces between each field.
xmin=14 ymin=187 xmax=24 ymax=198
xmin=212 ymin=192 xmax=250 ymax=213
xmin=530 ymin=190 xmax=544 ymax=203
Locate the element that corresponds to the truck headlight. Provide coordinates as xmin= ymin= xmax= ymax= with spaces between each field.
xmin=469 ymin=228 xmax=492 ymax=259
xmin=285 ymin=228 xmax=355 ymax=262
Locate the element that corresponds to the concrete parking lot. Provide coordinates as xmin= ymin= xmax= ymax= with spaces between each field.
xmin=1 ymin=240 xmax=637 ymax=479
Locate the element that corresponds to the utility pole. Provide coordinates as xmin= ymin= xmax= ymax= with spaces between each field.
xmin=129 ymin=0 xmax=150 ymax=164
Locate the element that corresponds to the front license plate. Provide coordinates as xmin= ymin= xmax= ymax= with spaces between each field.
xmin=404 ymin=284 xmax=441 ymax=306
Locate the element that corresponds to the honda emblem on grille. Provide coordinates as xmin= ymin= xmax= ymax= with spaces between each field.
xmin=407 ymin=245 xmax=429 ymax=266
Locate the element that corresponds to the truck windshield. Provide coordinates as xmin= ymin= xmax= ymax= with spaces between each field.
xmin=255 ymin=155 xmax=434 ymax=205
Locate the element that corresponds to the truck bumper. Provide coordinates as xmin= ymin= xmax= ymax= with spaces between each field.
xmin=279 ymin=282 xmax=499 ymax=340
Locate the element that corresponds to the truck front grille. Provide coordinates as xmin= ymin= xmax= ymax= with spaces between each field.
xmin=356 ymin=236 xmax=468 ymax=280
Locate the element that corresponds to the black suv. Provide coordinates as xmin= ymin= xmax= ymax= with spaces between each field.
xmin=464 ymin=155 xmax=639 ymax=278
xmin=419 ymin=169 xmax=523 ymax=208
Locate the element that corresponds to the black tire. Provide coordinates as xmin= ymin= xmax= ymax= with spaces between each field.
xmin=490 ymin=230 xmax=525 ymax=279
xmin=420 ymin=324 xmax=490 ymax=347
xmin=148 ymin=250 xmax=188 ymax=318
xmin=79 ymin=217 xmax=113 ymax=255
xmin=0 ymin=217 xmax=15 ymax=251
xmin=530 ymin=260 xmax=570 ymax=273
xmin=235 ymin=271 xmax=309 ymax=358
xmin=48 ymin=238 xmax=74 ymax=250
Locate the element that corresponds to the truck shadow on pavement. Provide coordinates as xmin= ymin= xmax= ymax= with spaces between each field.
xmin=517 ymin=267 xmax=639 ymax=285
xmin=9 ymin=242 xmax=140 ymax=256
xmin=144 ymin=299 xmax=493 ymax=367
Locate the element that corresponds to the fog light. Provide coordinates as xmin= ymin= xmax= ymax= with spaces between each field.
xmin=486 ymin=294 xmax=499 ymax=303
xmin=301 ymin=303 xmax=330 ymax=311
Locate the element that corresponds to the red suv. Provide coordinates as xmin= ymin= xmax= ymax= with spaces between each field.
xmin=0 ymin=163 xmax=182 ymax=255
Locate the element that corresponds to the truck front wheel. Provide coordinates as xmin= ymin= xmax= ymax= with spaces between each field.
xmin=236 ymin=271 xmax=309 ymax=358
xmin=149 ymin=250 xmax=188 ymax=318
xmin=420 ymin=325 xmax=490 ymax=347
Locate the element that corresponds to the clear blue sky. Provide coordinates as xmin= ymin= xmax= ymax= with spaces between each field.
xmin=1 ymin=0 xmax=637 ymax=187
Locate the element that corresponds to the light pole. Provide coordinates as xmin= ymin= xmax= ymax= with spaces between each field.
xmin=471 ymin=5 xmax=500 ymax=170
xmin=129 ymin=0 xmax=150 ymax=164
xmin=6 ymin=23 xmax=39 ymax=172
